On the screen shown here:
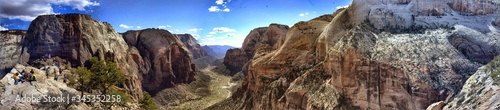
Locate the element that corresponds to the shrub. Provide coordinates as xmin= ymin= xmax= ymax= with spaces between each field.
xmin=488 ymin=56 xmax=500 ymax=85
xmin=140 ymin=91 xmax=158 ymax=110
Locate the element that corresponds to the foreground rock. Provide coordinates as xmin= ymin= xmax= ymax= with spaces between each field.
xmin=123 ymin=29 xmax=196 ymax=95
xmin=209 ymin=0 xmax=500 ymax=109
xmin=0 ymin=64 xmax=138 ymax=109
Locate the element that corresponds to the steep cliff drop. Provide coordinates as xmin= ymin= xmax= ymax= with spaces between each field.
xmin=209 ymin=0 xmax=500 ymax=109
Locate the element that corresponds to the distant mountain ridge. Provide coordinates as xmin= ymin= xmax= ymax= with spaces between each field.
xmin=202 ymin=45 xmax=235 ymax=59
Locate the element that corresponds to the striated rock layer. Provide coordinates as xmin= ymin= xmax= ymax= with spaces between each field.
xmin=123 ymin=29 xmax=196 ymax=95
xmin=223 ymin=24 xmax=289 ymax=75
xmin=209 ymin=0 xmax=500 ymax=109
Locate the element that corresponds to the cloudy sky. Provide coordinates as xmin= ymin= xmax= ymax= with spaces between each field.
xmin=0 ymin=0 xmax=351 ymax=47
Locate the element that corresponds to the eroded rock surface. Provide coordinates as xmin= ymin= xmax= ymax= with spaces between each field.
xmin=222 ymin=24 xmax=289 ymax=75
xmin=209 ymin=0 xmax=500 ymax=109
xmin=0 ymin=31 xmax=27 ymax=69
xmin=123 ymin=29 xmax=196 ymax=95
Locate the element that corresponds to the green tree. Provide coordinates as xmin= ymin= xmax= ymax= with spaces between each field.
xmin=140 ymin=91 xmax=158 ymax=110
xmin=75 ymin=66 xmax=92 ymax=97
xmin=88 ymin=57 xmax=126 ymax=95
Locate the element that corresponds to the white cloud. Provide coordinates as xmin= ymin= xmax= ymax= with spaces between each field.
xmin=188 ymin=28 xmax=200 ymax=32
xmin=209 ymin=32 xmax=217 ymax=35
xmin=175 ymin=29 xmax=179 ymax=32
xmin=299 ymin=12 xmax=309 ymax=17
xmin=200 ymin=33 xmax=245 ymax=47
xmin=137 ymin=26 xmax=141 ymax=29
xmin=119 ymin=24 xmax=134 ymax=29
xmin=208 ymin=6 xmax=221 ymax=12
xmin=212 ymin=27 xmax=236 ymax=33
xmin=216 ymin=0 xmax=225 ymax=5
xmin=0 ymin=0 xmax=100 ymax=21
xmin=313 ymin=11 xmax=316 ymax=13
xmin=336 ymin=5 xmax=349 ymax=9
xmin=167 ymin=25 xmax=171 ymax=27
xmin=0 ymin=25 xmax=8 ymax=31
xmin=158 ymin=26 xmax=167 ymax=29
xmin=210 ymin=0 xmax=230 ymax=13
xmin=223 ymin=8 xmax=230 ymax=12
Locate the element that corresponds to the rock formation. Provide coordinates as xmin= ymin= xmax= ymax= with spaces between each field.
xmin=222 ymin=24 xmax=289 ymax=75
xmin=123 ymin=29 xmax=196 ymax=95
xmin=175 ymin=34 xmax=207 ymax=59
xmin=209 ymin=0 xmax=500 ymax=109
xmin=0 ymin=64 xmax=138 ymax=109
xmin=23 ymin=14 xmax=129 ymax=67
xmin=443 ymin=57 xmax=500 ymax=110
xmin=0 ymin=31 xmax=28 ymax=69
xmin=20 ymin=14 xmax=144 ymax=100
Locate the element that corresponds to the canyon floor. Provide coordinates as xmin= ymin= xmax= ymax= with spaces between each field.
xmin=167 ymin=65 xmax=236 ymax=110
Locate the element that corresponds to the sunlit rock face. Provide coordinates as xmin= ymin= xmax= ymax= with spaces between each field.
xmin=208 ymin=0 xmax=500 ymax=109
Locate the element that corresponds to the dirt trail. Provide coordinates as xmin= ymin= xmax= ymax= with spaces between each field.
xmin=170 ymin=65 xmax=234 ymax=110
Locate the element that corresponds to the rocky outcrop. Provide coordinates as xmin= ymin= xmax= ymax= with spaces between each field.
xmin=222 ymin=24 xmax=289 ymax=75
xmin=426 ymin=101 xmax=445 ymax=110
xmin=0 ymin=31 xmax=28 ymax=69
xmin=23 ymin=14 xmax=129 ymax=67
xmin=210 ymin=0 xmax=500 ymax=109
xmin=443 ymin=57 xmax=500 ymax=110
xmin=175 ymin=34 xmax=207 ymax=59
xmin=123 ymin=29 xmax=196 ymax=96
xmin=0 ymin=64 xmax=138 ymax=109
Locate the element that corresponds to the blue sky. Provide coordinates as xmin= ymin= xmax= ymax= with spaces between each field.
xmin=0 ymin=0 xmax=351 ymax=47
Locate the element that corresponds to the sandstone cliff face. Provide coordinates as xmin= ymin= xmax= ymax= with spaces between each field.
xmin=210 ymin=0 xmax=500 ymax=109
xmin=0 ymin=31 xmax=28 ymax=69
xmin=23 ymin=14 xmax=129 ymax=67
xmin=175 ymin=34 xmax=207 ymax=59
xmin=123 ymin=29 xmax=196 ymax=95
xmin=222 ymin=24 xmax=289 ymax=75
